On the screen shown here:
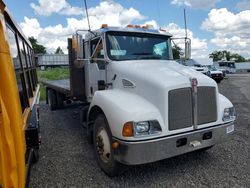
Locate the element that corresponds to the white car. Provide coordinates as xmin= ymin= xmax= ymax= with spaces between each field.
xmin=190 ymin=64 xmax=209 ymax=75
xmin=207 ymin=65 xmax=224 ymax=83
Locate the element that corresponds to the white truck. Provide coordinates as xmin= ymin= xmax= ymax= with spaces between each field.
xmin=44 ymin=24 xmax=236 ymax=176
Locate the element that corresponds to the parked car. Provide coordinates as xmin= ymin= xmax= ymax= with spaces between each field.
xmin=207 ymin=65 xmax=224 ymax=83
xmin=190 ymin=64 xmax=209 ymax=75
xmin=176 ymin=59 xmax=209 ymax=75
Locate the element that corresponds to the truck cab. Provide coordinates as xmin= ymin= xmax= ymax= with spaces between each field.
xmin=53 ymin=24 xmax=236 ymax=176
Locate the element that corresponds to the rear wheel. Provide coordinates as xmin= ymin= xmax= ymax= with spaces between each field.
xmin=48 ymin=89 xmax=57 ymax=111
xmin=93 ymin=114 xmax=120 ymax=177
xmin=56 ymin=92 xmax=64 ymax=108
xmin=32 ymin=148 xmax=39 ymax=163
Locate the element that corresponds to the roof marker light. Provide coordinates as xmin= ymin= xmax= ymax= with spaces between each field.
xmin=127 ymin=24 xmax=133 ymax=28
xmin=146 ymin=24 xmax=154 ymax=29
xmin=135 ymin=25 xmax=141 ymax=28
xmin=101 ymin=24 xmax=108 ymax=28
xmin=160 ymin=28 xmax=166 ymax=32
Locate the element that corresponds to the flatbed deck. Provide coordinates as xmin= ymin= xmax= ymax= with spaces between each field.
xmin=43 ymin=79 xmax=70 ymax=95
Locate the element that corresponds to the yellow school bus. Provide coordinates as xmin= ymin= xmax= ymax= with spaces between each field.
xmin=0 ymin=1 xmax=40 ymax=188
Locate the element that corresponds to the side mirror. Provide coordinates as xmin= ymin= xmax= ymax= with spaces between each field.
xmin=184 ymin=38 xmax=191 ymax=60
xmin=74 ymin=59 xmax=85 ymax=69
xmin=171 ymin=37 xmax=191 ymax=60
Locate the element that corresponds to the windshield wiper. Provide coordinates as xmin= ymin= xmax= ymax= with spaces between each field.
xmin=132 ymin=52 xmax=153 ymax=55
xmin=137 ymin=56 xmax=162 ymax=60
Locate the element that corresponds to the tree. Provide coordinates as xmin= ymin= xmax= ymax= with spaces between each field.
xmin=55 ymin=47 xmax=64 ymax=54
xmin=172 ymin=44 xmax=182 ymax=59
xmin=28 ymin=37 xmax=46 ymax=54
xmin=209 ymin=50 xmax=224 ymax=61
xmin=209 ymin=50 xmax=246 ymax=62
xmin=230 ymin=53 xmax=245 ymax=62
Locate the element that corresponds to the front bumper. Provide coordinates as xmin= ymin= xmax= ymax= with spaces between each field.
xmin=113 ymin=122 xmax=234 ymax=165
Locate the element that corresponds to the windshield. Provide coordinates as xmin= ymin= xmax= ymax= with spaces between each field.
xmin=208 ymin=65 xmax=217 ymax=71
xmin=106 ymin=32 xmax=172 ymax=61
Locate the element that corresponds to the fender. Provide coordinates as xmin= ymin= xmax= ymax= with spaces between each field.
xmin=88 ymin=89 xmax=164 ymax=141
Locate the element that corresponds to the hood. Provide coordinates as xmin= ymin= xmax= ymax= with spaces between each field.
xmin=210 ymin=70 xmax=223 ymax=74
xmin=110 ymin=60 xmax=218 ymax=133
xmin=111 ymin=60 xmax=215 ymax=90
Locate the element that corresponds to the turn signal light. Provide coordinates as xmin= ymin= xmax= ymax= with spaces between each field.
xmin=122 ymin=122 xmax=134 ymax=137
xmin=112 ymin=142 xmax=119 ymax=149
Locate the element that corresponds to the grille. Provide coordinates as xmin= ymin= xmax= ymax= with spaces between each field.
xmin=168 ymin=87 xmax=217 ymax=131
xmin=168 ymin=88 xmax=193 ymax=131
xmin=197 ymin=87 xmax=217 ymax=125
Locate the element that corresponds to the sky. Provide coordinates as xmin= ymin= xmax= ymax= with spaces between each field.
xmin=4 ymin=0 xmax=250 ymax=59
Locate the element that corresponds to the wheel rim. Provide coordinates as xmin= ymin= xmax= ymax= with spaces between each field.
xmin=96 ymin=127 xmax=111 ymax=163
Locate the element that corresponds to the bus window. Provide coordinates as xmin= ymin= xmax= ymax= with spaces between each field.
xmin=29 ymin=48 xmax=38 ymax=86
xmin=24 ymin=43 xmax=35 ymax=90
xmin=30 ymin=49 xmax=38 ymax=85
xmin=6 ymin=25 xmax=29 ymax=111
xmin=17 ymin=36 xmax=33 ymax=97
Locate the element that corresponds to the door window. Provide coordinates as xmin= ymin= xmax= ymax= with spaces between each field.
xmin=90 ymin=37 xmax=105 ymax=69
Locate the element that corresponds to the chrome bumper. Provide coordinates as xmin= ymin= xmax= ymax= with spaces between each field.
xmin=113 ymin=122 xmax=234 ymax=165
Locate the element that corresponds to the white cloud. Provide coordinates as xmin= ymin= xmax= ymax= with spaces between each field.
xmin=20 ymin=17 xmax=42 ymax=38
xmin=237 ymin=0 xmax=250 ymax=11
xmin=162 ymin=23 xmax=208 ymax=58
xmin=202 ymin=8 xmax=250 ymax=55
xmin=21 ymin=16 xmax=74 ymax=53
xmin=24 ymin=1 xmax=207 ymax=58
xmin=22 ymin=1 xmax=144 ymax=53
xmin=30 ymin=0 xmax=84 ymax=16
xmin=171 ymin=0 xmax=220 ymax=9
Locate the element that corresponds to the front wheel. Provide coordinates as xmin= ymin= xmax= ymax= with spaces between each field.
xmin=93 ymin=114 xmax=120 ymax=177
xmin=216 ymin=79 xmax=221 ymax=83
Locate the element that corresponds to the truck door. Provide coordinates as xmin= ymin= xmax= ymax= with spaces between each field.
xmin=86 ymin=36 xmax=107 ymax=99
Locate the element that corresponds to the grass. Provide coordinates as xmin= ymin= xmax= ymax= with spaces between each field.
xmin=37 ymin=67 xmax=69 ymax=101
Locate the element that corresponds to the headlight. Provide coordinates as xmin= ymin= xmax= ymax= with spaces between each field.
xmin=134 ymin=121 xmax=150 ymax=134
xmin=134 ymin=121 xmax=162 ymax=137
xmin=223 ymin=107 xmax=236 ymax=121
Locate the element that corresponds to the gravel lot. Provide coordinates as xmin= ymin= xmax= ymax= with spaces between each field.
xmin=30 ymin=74 xmax=250 ymax=188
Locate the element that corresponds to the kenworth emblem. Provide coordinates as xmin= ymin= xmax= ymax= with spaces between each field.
xmin=190 ymin=77 xmax=198 ymax=129
xmin=191 ymin=78 xmax=198 ymax=88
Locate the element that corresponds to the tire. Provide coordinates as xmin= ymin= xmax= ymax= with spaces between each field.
xmin=93 ymin=114 xmax=120 ymax=177
xmin=48 ymin=89 xmax=57 ymax=111
xmin=80 ymin=106 xmax=89 ymax=124
xmin=32 ymin=148 xmax=39 ymax=163
xmin=56 ymin=92 xmax=64 ymax=108
xmin=216 ymin=79 xmax=221 ymax=83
